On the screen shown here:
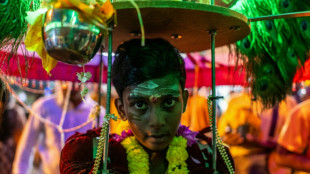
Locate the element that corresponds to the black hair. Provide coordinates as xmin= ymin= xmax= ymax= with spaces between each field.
xmin=0 ymin=80 xmax=10 ymax=142
xmin=112 ymin=38 xmax=186 ymax=100
xmin=0 ymin=80 xmax=8 ymax=115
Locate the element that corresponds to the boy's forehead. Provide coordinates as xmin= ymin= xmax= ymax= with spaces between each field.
xmin=127 ymin=75 xmax=182 ymax=97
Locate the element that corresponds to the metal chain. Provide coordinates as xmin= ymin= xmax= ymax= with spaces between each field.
xmin=92 ymin=114 xmax=115 ymax=174
xmin=207 ymin=97 xmax=234 ymax=174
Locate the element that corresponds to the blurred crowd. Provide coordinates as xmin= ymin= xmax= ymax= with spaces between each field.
xmin=0 ymin=81 xmax=105 ymax=174
xmin=1 ymin=80 xmax=310 ymax=174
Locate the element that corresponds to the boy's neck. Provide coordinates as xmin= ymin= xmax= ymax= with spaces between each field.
xmin=149 ymin=150 xmax=167 ymax=174
xmin=144 ymin=147 xmax=168 ymax=174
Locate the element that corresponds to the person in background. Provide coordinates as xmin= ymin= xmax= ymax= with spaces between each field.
xmin=292 ymin=83 xmax=302 ymax=104
xmin=218 ymin=92 xmax=265 ymax=174
xmin=59 ymin=38 xmax=234 ymax=174
xmin=275 ymin=89 xmax=310 ymax=174
xmin=258 ymin=95 xmax=297 ymax=174
xmin=219 ymin=92 xmax=297 ymax=174
xmin=0 ymin=80 xmax=26 ymax=174
xmin=13 ymin=81 xmax=105 ymax=174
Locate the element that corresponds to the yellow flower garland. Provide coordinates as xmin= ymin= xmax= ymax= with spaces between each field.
xmin=121 ymin=136 xmax=189 ymax=174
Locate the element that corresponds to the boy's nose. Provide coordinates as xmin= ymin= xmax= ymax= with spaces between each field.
xmin=149 ymin=108 xmax=166 ymax=128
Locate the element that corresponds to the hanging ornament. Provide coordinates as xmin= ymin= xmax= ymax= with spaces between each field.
xmin=47 ymin=80 xmax=50 ymax=88
xmin=10 ymin=76 xmax=15 ymax=84
xmin=24 ymin=0 xmax=115 ymax=76
xmin=23 ymin=79 xmax=29 ymax=87
xmin=42 ymin=8 xmax=104 ymax=65
xmin=16 ymin=77 xmax=21 ymax=84
xmin=39 ymin=80 xmax=43 ymax=89
xmin=32 ymin=80 xmax=36 ymax=88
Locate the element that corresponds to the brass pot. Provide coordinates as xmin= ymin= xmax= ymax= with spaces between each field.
xmin=42 ymin=8 xmax=103 ymax=65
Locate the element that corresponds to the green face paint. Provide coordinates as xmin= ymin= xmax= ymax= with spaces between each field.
xmin=132 ymin=114 xmax=142 ymax=121
xmin=128 ymin=78 xmax=181 ymax=103
xmin=121 ymin=74 xmax=186 ymax=151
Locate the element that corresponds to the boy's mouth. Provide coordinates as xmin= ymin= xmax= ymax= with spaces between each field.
xmin=148 ymin=134 xmax=169 ymax=143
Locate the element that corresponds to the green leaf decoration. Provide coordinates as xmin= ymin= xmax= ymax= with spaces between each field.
xmin=80 ymin=87 xmax=89 ymax=102
xmin=77 ymin=71 xmax=92 ymax=101
xmin=77 ymin=72 xmax=92 ymax=83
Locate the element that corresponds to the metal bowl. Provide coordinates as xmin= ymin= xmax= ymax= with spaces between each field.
xmin=42 ymin=8 xmax=103 ymax=65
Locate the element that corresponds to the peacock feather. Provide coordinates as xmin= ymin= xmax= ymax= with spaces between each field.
xmin=231 ymin=0 xmax=310 ymax=107
xmin=0 ymin=0 xmax=40 ymax=65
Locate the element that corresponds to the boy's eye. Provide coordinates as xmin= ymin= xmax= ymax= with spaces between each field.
xmin=134 ymin=101 xmax=148 ymax=110
xmin=163 ymin=98 xmax=176 ymax=108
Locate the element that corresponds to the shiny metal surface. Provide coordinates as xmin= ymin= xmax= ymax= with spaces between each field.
xmin=42 ymin=8 xmax=103 ymax=65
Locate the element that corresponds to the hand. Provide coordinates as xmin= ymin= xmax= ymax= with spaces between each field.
xmin=245 ymin=133 xmax=277 ymax=149
xmin=245 ymin=133 xmax=257 ymax=143
xmin=221 ymin=132 xmax=244 ymax=146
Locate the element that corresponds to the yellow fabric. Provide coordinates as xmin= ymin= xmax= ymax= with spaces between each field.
xmin=181 ymin=95 xmax=210 ymax=132
xmin=259 ymin=96 xmax=297 ymax=174
xmin=54 ymin=0 xmax=114 ymax=29
xmin=109 ymin=98 xmax=128 ymax=134
xmin=278 ymin=99 xmax=310 ymax=156
xmin=108 ymin=98 xmax=130 ymax=134
xmin=278 ymin=99 xmax=310 ymax=174
xmin=25 ymin=14 xmax=58 ymax=75
xmin=218 ymin=93 xmax=263 ymax=157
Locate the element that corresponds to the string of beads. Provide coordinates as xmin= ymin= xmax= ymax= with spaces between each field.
xmin=207 ymin=97 xmax=234 ymax=174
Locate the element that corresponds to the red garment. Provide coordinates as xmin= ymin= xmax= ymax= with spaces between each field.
xmin=60 ymin=127 xmax=234 ymax=174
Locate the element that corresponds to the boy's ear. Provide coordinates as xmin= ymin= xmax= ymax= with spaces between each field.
xmin=182 ymin=89 xmax=189 ymax=113
xmin=115 ymin=98 xmax=127 ymax=121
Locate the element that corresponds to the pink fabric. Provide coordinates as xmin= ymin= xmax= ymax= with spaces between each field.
xmin=1 ymin=51 xmax=247 ymax=87
xmin=1 ymin=52 xmax=105 ymax=83
xmin=3 ymin=51 xmax=310 ymax=86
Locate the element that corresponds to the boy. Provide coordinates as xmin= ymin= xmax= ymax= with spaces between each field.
xmin=60 ymin=38 xmax=233 ymax=173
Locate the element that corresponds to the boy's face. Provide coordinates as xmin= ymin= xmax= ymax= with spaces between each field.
xmin=115 ymin=74 xmax=188 ymax=151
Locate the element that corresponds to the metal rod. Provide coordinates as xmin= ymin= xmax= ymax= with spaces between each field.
xmin=97 ymin=45 xmax=104 ymax=128
xmin=249 ymin=11 xmax=310 ymax=22
xmin=210 ymin=0 xmax=216 ymax=172
xmin=102 ymin=26 xmax=113 ymax=174
xmin=102 ymin=0 xmax=114 ymax=171
xmin=210 ymin=30 xmax=217 ymax=174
